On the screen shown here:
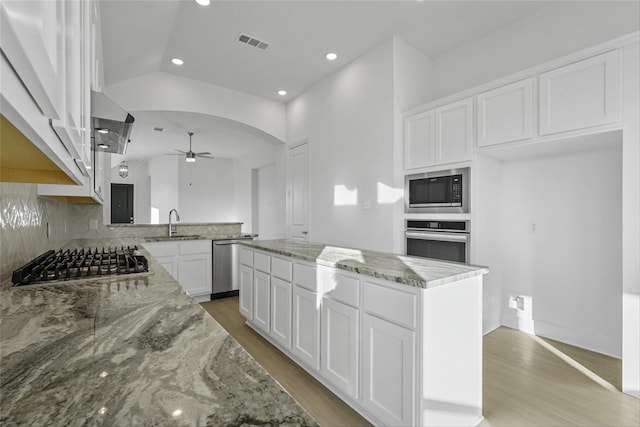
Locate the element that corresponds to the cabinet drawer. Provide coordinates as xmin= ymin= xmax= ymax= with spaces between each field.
xmin=179 ymin=240 xmax=211 ymax=255
xmin=254 ymin=252 xmax=271 ymax=273
xmin=323 ymin=269 xmax=360 ymax=307
xmin=272 ymin=256 xmax=293 ymax=281
xmin=363 ymin=281 xmax=417 ymax=329
xmin=293 ymin=263 xmax=317 ymax=291
xmin=238 ymin=247 xmax=253 ymax=267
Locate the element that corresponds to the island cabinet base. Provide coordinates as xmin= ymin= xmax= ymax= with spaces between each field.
xmin=236 ymin=244 xmax=485 ymax=427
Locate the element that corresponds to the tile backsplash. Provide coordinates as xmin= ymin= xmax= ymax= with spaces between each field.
xmin=0 ymin=183 xmax=75 ymax=285
xmin=1 ymin=183 xmax=244 ymax=287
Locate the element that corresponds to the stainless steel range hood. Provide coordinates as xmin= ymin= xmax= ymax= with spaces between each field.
xmin=91 ymin=91 xmax=134 ymax=154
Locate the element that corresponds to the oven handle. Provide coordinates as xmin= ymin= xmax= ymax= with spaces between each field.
xmin=405 ymin=231 xmax=469 ymax=243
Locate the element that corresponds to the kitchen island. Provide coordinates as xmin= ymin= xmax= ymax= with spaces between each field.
xmin=0 ymin=238 xmax=317 ymax=427
xmin=237 ymin=239 xmax=489 ymax=427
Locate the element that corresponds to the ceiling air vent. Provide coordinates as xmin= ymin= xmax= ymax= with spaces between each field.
xmin=238 ymin=33 xmax=270 ymax=50
xmin=153 ymin=127 xmax=164 ymax=133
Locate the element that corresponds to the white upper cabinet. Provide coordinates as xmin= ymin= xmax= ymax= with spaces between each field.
xmin=404 ymin=110 xmax=435 ymax=169
xmin=1 ymin=0 xmax=95 ymax=184
xmin=404 ymin=97 xmax=473 ymax=169
xmin=477 ymin=79 xmax=534 ymax=147
xmin=51 ymin=0 xmax=92 ymax=172
xmin=434 ymin=97 xmax=474 ymax=165
xmin=539 ymin=50 xmax=619 ymax=136
xmin=0 ymin=1 xmax=65 ymax=121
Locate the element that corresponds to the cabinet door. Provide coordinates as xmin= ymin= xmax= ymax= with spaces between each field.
xmin=51 ymin=0 xmax=90 ymax=171
xmin=477 ymin=79 xmax=534 ymax=147
xmin=404 ymin=110 xmax=435 ymax=170
xmin=239 ymin=264 xmax=254 ymax=320
xmin=153 ymin=255 xmax=178 ymax=281
xmin=178 ymin=253 xmax=212 ymax=297
xmin=321 ymin=298 xmax=359 ymax=400
xmin=253 ymin=270 xmax=271 ymax=333
xmin=0 ymin=1 xmax=65 ymax=120
xmin=291 ymin=285 xmax=321 ymax=370
xmin=362 ymin=313 xmax=415 ymax=427
xmin=539 ymin=50 xmax=619 ymax=135
xmin=270 ymin=277 xmax=292 ymax=349
xmin=435 ymin=98 xmax=474 ymax=165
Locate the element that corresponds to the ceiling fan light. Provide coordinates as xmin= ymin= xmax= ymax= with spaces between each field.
xmin=186 ymin=152 xmax=196 ymax=162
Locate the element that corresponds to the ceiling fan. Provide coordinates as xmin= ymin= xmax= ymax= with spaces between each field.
xmin=175 ymin=131 xmax=215 ymax=162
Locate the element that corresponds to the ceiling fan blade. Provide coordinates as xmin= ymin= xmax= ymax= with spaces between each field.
xmin=175 ymin=149 xmax=187 ymax=154
xmin=195 ymin=152 xmax=212 ymax=155
xmin=197 ymin=154 xmax=216 ymax=159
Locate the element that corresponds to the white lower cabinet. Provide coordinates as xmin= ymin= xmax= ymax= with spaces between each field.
xmin=253 ymin=270 xmax=271 ymax=334
xmin=236 ymin=246 xmax=484 ymax=427
xmin=321 ymin=297 xmax=360 ymax=400
xmin=270 ymin=277 xmax=292 ymax=349
xmin=362 ymin=313 xmax=416 ymax=427
xmin=238 ymin=264 xmax=254 ymax=320
xmin=143 ymin=240 xmax=211 ymax=301
xmin=291 ymin=285 xmax=321 ymax=370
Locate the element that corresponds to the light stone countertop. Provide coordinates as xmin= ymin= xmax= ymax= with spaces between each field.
xmin=240 ymin=239 xmax=489 ymax=289
xmin=0 ymin=238 xmax=317 ymax=427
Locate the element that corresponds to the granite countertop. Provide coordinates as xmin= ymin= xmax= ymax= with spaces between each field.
xmin=0 ymin=240 xmax=317 ymax=427
xmin=240 ymin=239 xmax=489 ymax=289
xmin=107 ymin=222 xmax=243 ymax=227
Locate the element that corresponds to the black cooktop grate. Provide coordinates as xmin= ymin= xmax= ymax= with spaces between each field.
xmin=11 ymin=246 xmax=148 ymax=286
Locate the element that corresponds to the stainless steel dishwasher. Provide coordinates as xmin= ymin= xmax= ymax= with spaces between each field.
xmin=212 ymin=237 xmax=253 ymax=299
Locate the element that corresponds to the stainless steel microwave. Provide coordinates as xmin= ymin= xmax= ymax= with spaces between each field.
xmin=405 ymin=168 xmax=470 ymax=213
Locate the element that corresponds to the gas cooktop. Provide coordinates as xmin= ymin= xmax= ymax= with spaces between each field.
xmin=11 ymin=246 xmax=149 ymax=287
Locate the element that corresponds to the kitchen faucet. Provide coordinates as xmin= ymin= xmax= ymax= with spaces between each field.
xmin=169 ymin=209 xmax=180 ymax=237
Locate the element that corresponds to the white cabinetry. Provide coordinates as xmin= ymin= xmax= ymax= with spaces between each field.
xmin=238 ymin=248 xmax=254 ymax=320
xmin=236 ymin=245 xmax=485 ymax=427
xmin=291 ymin=262 xmax=321 ymax=370
xmin=404 ymin=97 xmax=473 ymax=169
xmin=361 ymin=281 xmax=416 ymax=426
xmin=321 ymin=297 xmax=360 ymax=399
xmin=253 ymin=270 xmax=271 ymax=334
xmin=0 ymin=0 xmax=92 ymax=181
xmin=178 ymin=241 xmax=213 ymax=298
xmin=477 ymin=79 xmax=534 ymax=147
xmin=291 ymin=285 xmax=321 ymax=370
xmin=143 ymin=240 xmax=212 ymax=302
xmin=404 ymin=110 xmax=435 ymax=169
xmin=435 ymin=97 xmax=474 ymax=165
xmin=271 ymin=277 xmax=292 ymax=349
xmin=539 ymin=50 xmax=619 ymax=136
xmin=362 ymin=313 xmax=415 ymax=427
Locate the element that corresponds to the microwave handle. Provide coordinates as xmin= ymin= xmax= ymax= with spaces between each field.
xmin=405 ymin=232 xmax=469 ymax=243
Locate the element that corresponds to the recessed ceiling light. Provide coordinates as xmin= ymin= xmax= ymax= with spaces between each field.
xmin=277 ymin=90 xmax=287 ymax=96
xmin=96 ymin=128 xmax=109 ymax=134
xmin=97 ymin=143 xmax=110 ymax=149
xmin=325 ymin=52 xmax=338 ymax=61
xmin=171 ymin=58 xmax=184 ymax=65
xmin=195 ymin=0 xmax=210 ymax=5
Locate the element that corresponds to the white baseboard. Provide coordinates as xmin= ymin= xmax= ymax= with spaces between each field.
xmin=501 ymin=310 xmax=621 ymax=358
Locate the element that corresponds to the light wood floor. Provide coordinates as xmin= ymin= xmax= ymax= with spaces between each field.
xmin=201 ymin=297 xmax=640 ymax=427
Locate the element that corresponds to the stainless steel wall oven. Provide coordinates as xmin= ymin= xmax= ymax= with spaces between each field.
xmin=405 ymin=220 xmax=470 ymax=264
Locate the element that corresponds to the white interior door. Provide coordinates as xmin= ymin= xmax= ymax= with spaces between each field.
xmin=288 ymin=142 xmax=310 ymax=241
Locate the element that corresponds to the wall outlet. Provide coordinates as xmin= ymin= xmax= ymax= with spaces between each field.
xmin=529 ymin=220 xmax=537 ymax=232
xmin=89 ymin=219 xmax=98 ymax=230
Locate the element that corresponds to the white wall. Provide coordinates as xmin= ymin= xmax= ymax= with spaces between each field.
xmin=392 ymin=37 xmax=434 ymax=253
xmin=287 ymin=40 xmax=396 ymax=251
xmin=148 ymin=156 xmax=179 ymax=224
xmin=498 ymin=145 xmax=623 ymax=357
xmin=178 ymin=158 xmax=236 ymax=222
xmin=105 ymin=71 xmax=286 ymax=141
xmin=109 ymin=160 xmax=151 ymax=224
xmin=622 ymin=41 xmax=640 ymax=397
xmin=256 ymin=163 xmax=282 ymax=240
xmin=432 ymin=2 xmax=640 ymax=99
xmin=233 ymin=142 xmax=285 ymax=237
